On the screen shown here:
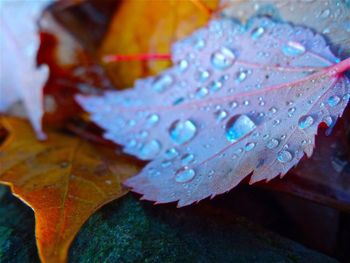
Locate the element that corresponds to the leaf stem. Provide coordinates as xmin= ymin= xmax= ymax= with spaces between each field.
xmin=331 ymin=57 xmax=350 ymax=75
xmin=103 ymin=54 xmax=171 ymax=63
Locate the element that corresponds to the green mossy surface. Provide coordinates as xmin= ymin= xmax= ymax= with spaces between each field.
xmin=0 ymin=185 xmax=339 ymax=263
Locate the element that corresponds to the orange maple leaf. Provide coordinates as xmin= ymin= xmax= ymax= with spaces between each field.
xmin=0 ymin=117 xmax=142 ymax=263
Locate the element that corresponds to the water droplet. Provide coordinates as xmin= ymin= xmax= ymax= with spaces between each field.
xmin=269 ymin=107 xmax=277 ymax=114
xmin=181 ymin=153 xmax=195 ymax=165
xmin=140 ymin=140 xmax=161 ymax=159
xmin=146 ymin=113 xmax=160 ymax=126
xmin=215 ymin=110 xmax=228 ymax=121
xmin=288 ymin=107 xmax=296 ymax=117
xmin=282 ymin=41 xmax=306 ymax=57
xmin=327 ymin=95 xmax=341 ymax=107
xmin=225 ymin=115 xmax=256 ymax=142
xmin=196 ymin=69 xmax=211 ymax=83
xmin=236 ymin=69 xmax=248 ymax=82
xmin=273 ymin=119 xmax=281 ymax=126
xmin=322 ymin=115 xmax=334 ymax=127
xmin=230 ymin=101 xmax=238 ymax=108
xmin=209 ymin=80 xmax=223 ymax=92
xmin=243 ymin=100 xmax=250 ymax=106
xmin=173 ymin=97 xmax=185 ymax=105
xmin=245 ymin=142 xmax=256 ymax=151
xmin=161 ymin=160 xmax=171 ymax=168
xmin=169 ymin=120 xmax=197 ymax=144
xmin=194 ymin=39 xmax=205 ymax=50
xmin=178 ymin=59 xmax=188 ymax=72
xmin=138 ymin=130 xmax=148 ymax=138
xmin=165 ymin=148 xmax=179 ymax=160
xmin=298 ymin=115 xmax=314 ymax=129
xmin=251 ymin=27 xmax=265 ymax=40
xmin=211 ymin=47 xmax=236 ymax=70
xmin=153 ymin=74 xmax=173 ymax=92
xmin=320 ymin=8 xmax=330 ymax=18
xmin=266 ymin=138 xmax=279 ymax=149
xmin=175 ymin=167 xmax=196 ymax=183
xmin=277 ymin=150 xmax=293 ymax=163
xmin=195 ymin=87 xmax=209 ymax=98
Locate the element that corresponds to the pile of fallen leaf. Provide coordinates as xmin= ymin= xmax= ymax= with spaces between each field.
xmin=0 ymin=1 xmax=218 ymax=262
xmin=0 ymin=1 xmax=349 ymax=263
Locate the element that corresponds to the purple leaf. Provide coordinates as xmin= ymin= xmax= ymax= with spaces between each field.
xmin=77 ymin=17 xmax=350 ymax=206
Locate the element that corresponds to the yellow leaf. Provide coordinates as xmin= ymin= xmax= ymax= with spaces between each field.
xmin=99 ymin=0 xmax=218 ymax=89
xmin=0 ymin=117 xmax=142 ymax=263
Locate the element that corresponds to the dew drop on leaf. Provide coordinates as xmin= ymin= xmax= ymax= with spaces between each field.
xmin=146 ymin=113 xmax=160 ymax=127
xmin=298 ymin=115 xmax=314 ymax=129
xmin=195 ymin=87 xmax=209 ymax=98
xmin=196 ymin=69 xmax=211 ymax=83
xmin=225 ymin=115 xmax=256 ymax=142
xmin=277 ymin=150 xmax=293 ymax=163
xmin=152 ymin=74 xmax=173 ymax=92
xmin=282 ymin=41 xmax=306 ymax=56
xmin=181 ymin=153 xmax=195 ymax=165
xmin=169 ymin=120 xmax=197 ymax=144
xmin=245 ymin=142 xmax=256 ymax=151
xmin=209 ymin=80 xmax=223 ymax=92
xmin=266 ymin=138 xmax=279 ymax=149
xmin=177 ymin=59 xmax=189 ymax=72
xmin=175 ymin=167 xmax=196 ymax=183
xmin=251 ymin=27 xmax=265 ymax=40
xmin=140 ymin=140 xmax=161 ymax=159
xmin=165 ymin=148 xmax=179 ymax=160
xmin=327 ymin=95 xmax=341 ymax=107
xmin=211 ymin=47 xmax=236 ymax=70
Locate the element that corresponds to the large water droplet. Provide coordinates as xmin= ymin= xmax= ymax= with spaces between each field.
xmin=140 ymin=140 xmax=161 ymax=159
xmin=282 ymin=41 xmax=306 ymax=57
xmin=327 ymin=95 xmax=341 ymax=107
xmin=225 ymin=115 xmax=256 ymax=142
xmin=153 ymin=74 xmax=173 ymax=92
xmin=211 ymin=47 xmax=236 ymax=70
xmin=298 ymin=115 xmax=314 ymax=129
xmin=266 ymin=138 xmax=279 ymax=149
xmin=251 ymin=27 xmax=265 ymax=40
xmin=277 ymin=150 xmax=293 ymax=163
xmin=320 ymin=8 xmax=330 ymax=18
xmin=169 ymin=120 xmax=197 ymax=144
xmin=175 ymin=167 xmax=196 ymax=183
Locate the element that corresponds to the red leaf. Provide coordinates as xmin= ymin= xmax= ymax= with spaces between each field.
xmin=77 ymin=18 xmax=350 ymax=206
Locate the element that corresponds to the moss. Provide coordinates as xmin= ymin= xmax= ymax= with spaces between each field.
xmin=0 ymin=186 xmax=339 ymax=263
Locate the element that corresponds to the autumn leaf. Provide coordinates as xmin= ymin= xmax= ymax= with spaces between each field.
xmin=0 ymin=117 xmax=142 ymax=263
xmin=77 ymin=17 xmax=350 ymax=207
xmin=99 ymin=0 xmax=219 ymax=89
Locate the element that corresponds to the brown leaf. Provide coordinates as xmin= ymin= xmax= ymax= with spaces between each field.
xmin=99 ymin=0 xmax=219 ymax=89
xmin=0 ymin=117 xmax=142 ymax=263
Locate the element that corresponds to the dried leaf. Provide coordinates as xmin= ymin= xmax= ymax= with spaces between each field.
xmin=99 ymin=0 xmax=218 ymax=89
xmin=0 ymin=117 xmax=142 ymax=262
xmin=0 ymin=0 xmax=51 ymax=139
xmin=78 ymin=17 xmax=350 ymax=207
